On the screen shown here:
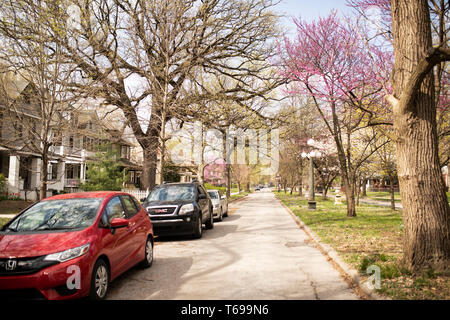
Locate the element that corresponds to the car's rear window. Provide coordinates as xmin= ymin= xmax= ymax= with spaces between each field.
xmin=208 ymin=191 xmax=219 ymax=199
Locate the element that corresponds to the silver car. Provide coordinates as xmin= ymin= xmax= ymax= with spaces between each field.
xmin=207 ymin=189 xmax=228 ymax=222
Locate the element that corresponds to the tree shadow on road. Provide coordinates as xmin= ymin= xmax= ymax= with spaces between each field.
xmin=108 ymin=256 xmax=193 ymax=300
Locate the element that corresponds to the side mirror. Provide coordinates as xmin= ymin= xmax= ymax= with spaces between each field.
xmin=140 ymin=198 xmax=147 ymax=203
xmin=110 ymin=218 xmax=129 ymax=229
xmin=221 ymin=195 xmax=226 ymax=200
xmin=198 ymin=194 xmax=207 ymax=200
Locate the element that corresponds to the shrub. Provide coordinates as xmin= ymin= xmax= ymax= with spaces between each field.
xmin=204 ymin=183 xmax=227 ymax=193
xmin=0 ymin=173 xmax=7 ymax=195
xmin=80 ymin=145 xmax=124 ymax=191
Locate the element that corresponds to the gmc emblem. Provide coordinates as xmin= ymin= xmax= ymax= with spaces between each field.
xmin=155 ymin=209 xmax=168 ymax=213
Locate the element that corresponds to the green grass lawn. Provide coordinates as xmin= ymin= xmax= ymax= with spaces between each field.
xmin=275 ymin=191 xmax=450 ymax=300
xmin=365 ymin=191 xmax=402 ymax=203
xmin=230 ymin=187 xmax=239 ymax=194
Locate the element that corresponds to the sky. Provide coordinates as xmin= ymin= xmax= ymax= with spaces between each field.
xmin=274 ymin=0 xmax=354 ymax=35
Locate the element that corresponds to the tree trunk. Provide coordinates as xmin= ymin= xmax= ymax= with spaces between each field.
xmin=346 ymin=185 xmax=356 ymax=217
xmin=222 ymin=132 xmax=232 ymax=198
xmin=226 ymin=164 xmax=231 ymax=198
xmin=391 ymin=0 xmax=450 ymax=272
xmin=298 ymin=162 xmax=303 ymax=197
xmin=142 ymin=146 xmax=157 ymax=191
xmin=330 ymin=101 xmax=356 ymax=217
xmin=389 ymin=177 xmax=395 ymax=210
xmin=356 ymin=178 xmax=361 ymax=206
xmin=362 ymin=178 xmax=367 ymax=197
xmin=39 ymin=152 xmax=48 ymax=200
xmin=197 ymin=163 xmax=206 ymax=184
xmin=341 ymin=173 xmax=356 ymax=217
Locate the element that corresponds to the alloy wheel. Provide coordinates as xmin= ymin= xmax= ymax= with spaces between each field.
xmin=95 ymin=265 xmax=108 ymax=299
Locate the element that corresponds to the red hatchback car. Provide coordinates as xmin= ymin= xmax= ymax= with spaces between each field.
xmin=0 ymin=191 xmax=154 ymax=300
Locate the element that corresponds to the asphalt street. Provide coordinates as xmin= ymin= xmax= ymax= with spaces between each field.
xmin=107 ymin=190 xmax=358 ymax=300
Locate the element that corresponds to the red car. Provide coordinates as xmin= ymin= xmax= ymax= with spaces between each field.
xmin=0 ymin=191 xmax=154 ymax=300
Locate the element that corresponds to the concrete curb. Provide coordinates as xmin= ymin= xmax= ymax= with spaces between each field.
xmin=276 ymin=198 xmax=389 ymax=300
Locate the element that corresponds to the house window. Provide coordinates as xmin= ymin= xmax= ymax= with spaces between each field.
xmin=14 ymin=121 xmax=23 ymax=138
xmin=47 ymin=163 xmax=58 ymax=181
xmin=121 ymin=146 xmax=129 ymax=159
xmin=66 ymin=164 xmax=80 ymax=179
xmin=53 ymin=132 xmax=62 ymax=146
xmin=66 ymin=164 xmax=74 ymax=179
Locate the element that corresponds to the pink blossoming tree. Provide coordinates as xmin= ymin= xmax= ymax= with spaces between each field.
xmin=278 ymin=11 xmax=391 ymax=217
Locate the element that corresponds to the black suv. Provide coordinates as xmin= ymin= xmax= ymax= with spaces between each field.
xmin=141 ymin=182 xmax=214 ymax=238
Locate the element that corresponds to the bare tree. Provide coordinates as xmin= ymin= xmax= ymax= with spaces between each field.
xmin=0 ymin=1 xmax=80 ymax=199
xmin=36 ymin=0 xmax=285 ymax=191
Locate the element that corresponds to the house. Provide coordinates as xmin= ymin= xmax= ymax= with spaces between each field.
xmin=0 ymin=71 xmax=142 ymax=200
xmin=204 ymin=158 xmax=226 ymax=185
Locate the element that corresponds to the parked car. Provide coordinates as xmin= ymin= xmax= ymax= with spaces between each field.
xmin=255 ymin=186 xmax=261 ymax=191
xmin=207 ymin=189 xmax=228 ymax=222
xmin=0 ymin=191 xmax=154 ymax=300
xmin=142 ymin=182 xmax=214 ymax=238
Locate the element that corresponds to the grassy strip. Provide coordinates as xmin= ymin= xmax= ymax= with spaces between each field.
xmin=204 ymin=183 xmax=239 ymax=195
xmin=0 ymin=217 xmax=11 ymax=228
xmin=275 ymin=191 xmax=450 ymax=300
xmin=229 ymin=191 xmax=250 ymax=202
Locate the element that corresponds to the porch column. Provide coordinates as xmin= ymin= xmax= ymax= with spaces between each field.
xmin=30 ymin=158 xmax=41 ymax=191
xmin=8 ymin=155 xmax=20 ymax=193
xmin=58 ymin=161 xmax=66 ymax=189
xmin=80 ymin=163 xmax=86 ymax=183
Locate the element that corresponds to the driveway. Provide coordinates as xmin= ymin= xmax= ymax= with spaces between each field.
xmin=107 ymin=191 xmax=358 ymax=300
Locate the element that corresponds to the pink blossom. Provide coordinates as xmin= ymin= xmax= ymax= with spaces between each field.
xmin=277 ymin=11 xmax=392 ymax=118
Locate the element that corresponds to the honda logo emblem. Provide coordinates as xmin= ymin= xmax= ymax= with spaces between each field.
xmin=5 ymin=260 xmax=17 ymax=271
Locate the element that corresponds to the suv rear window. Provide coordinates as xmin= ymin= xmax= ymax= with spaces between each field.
xmin=207 ymin=191 xmax=219 ymax=199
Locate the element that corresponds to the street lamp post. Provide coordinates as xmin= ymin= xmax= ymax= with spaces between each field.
xmin=302 ymin=139 xmax=321 ymax=210
xmin=308 ymin=155 xmax=315 ymax=208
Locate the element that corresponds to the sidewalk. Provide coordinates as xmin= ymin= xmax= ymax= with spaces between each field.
xmin=318 ymin=191 xmax=403 ymax=209
xmin=0 ymin=214 xmax=15 ymax=219
xmin=359 ymin=198 xmax=403 ymax=209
